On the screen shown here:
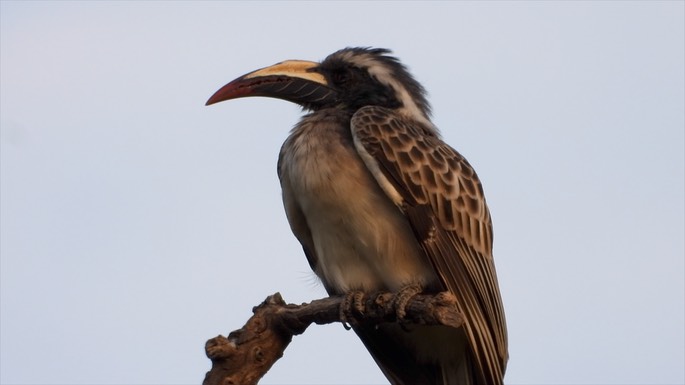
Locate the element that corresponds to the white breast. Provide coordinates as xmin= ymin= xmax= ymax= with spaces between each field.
xmin=279 ymin=112 xmax=436 ymax=294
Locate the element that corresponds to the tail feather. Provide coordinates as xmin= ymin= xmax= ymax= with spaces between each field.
xmin=354 ymin=323 xmax=475 ymax=385
xmin=441 ymin=351 xmax=474 ymax=385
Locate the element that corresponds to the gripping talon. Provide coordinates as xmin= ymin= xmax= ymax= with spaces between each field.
xmin=352 ymin=291 xmax=366 ymax=315
xmin=393 ymin=284 xmax=423 ymax=321
xmin=339 ymin=290 xmax=364 ymax=328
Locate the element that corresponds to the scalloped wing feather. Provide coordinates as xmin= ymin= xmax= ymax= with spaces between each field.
xmin=351 ymin=106 xmax=508 ymax=385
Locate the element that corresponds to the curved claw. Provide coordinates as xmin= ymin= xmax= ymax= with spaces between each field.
xmin=339 ymin=290 xmax=366 ymax=329
xmin=393 ymin=284 xmax=423 ymax=321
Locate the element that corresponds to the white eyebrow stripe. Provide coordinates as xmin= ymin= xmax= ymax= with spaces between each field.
xmin=339 ymin=51 xmax=434 ymax=129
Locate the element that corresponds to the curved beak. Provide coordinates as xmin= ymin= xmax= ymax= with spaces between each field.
xmin=205 ymin=60 xmax=337 ymax=107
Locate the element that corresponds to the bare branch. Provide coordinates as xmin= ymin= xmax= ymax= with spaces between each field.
xmin=203 ymin=291 xmax=463 ymax=385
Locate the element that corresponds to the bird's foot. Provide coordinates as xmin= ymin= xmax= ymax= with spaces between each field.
xmin=393 ymin=284 xmax=423 ymax=322
xmin=339 ymin=290 xmax=366 ymax=330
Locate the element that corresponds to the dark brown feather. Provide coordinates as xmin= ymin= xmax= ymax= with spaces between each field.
xmin=352 ymin=106 xmax=508 ymax=385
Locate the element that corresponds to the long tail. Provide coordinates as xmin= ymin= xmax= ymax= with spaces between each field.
xmin=354 ymin=323 xmax=476 ymax=385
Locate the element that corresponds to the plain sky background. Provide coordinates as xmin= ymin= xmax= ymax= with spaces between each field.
xmin=1 ymin=1 xmax=683 ymax=384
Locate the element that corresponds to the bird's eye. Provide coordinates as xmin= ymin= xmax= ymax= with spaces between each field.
xmin=331 ymin=70 xmax=349 ymax=85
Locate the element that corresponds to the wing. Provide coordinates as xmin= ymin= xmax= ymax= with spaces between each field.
xmin=351 ymin=106 xmax=508 ymax=385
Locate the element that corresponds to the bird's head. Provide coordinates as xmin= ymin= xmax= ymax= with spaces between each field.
xmin=206 ymin=47 xmax=432 ymax=126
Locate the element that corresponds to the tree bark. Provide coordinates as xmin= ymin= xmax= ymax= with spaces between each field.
xmin=203 ymin=291 xmax=463 ymax=385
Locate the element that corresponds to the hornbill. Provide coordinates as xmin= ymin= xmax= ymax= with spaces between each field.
xmin=206 ymin=47 xmax=508 ymax=385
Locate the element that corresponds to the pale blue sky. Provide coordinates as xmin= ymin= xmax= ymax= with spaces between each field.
xmin=1 ymin=2 xmax=683 ymax=384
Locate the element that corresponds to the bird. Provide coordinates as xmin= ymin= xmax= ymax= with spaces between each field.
xmin=206 ymin=47 xmax=508 ymax=385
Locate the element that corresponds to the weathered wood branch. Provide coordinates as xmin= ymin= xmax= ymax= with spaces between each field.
xmin=203 ymin=291 xmax=463 ymax=385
